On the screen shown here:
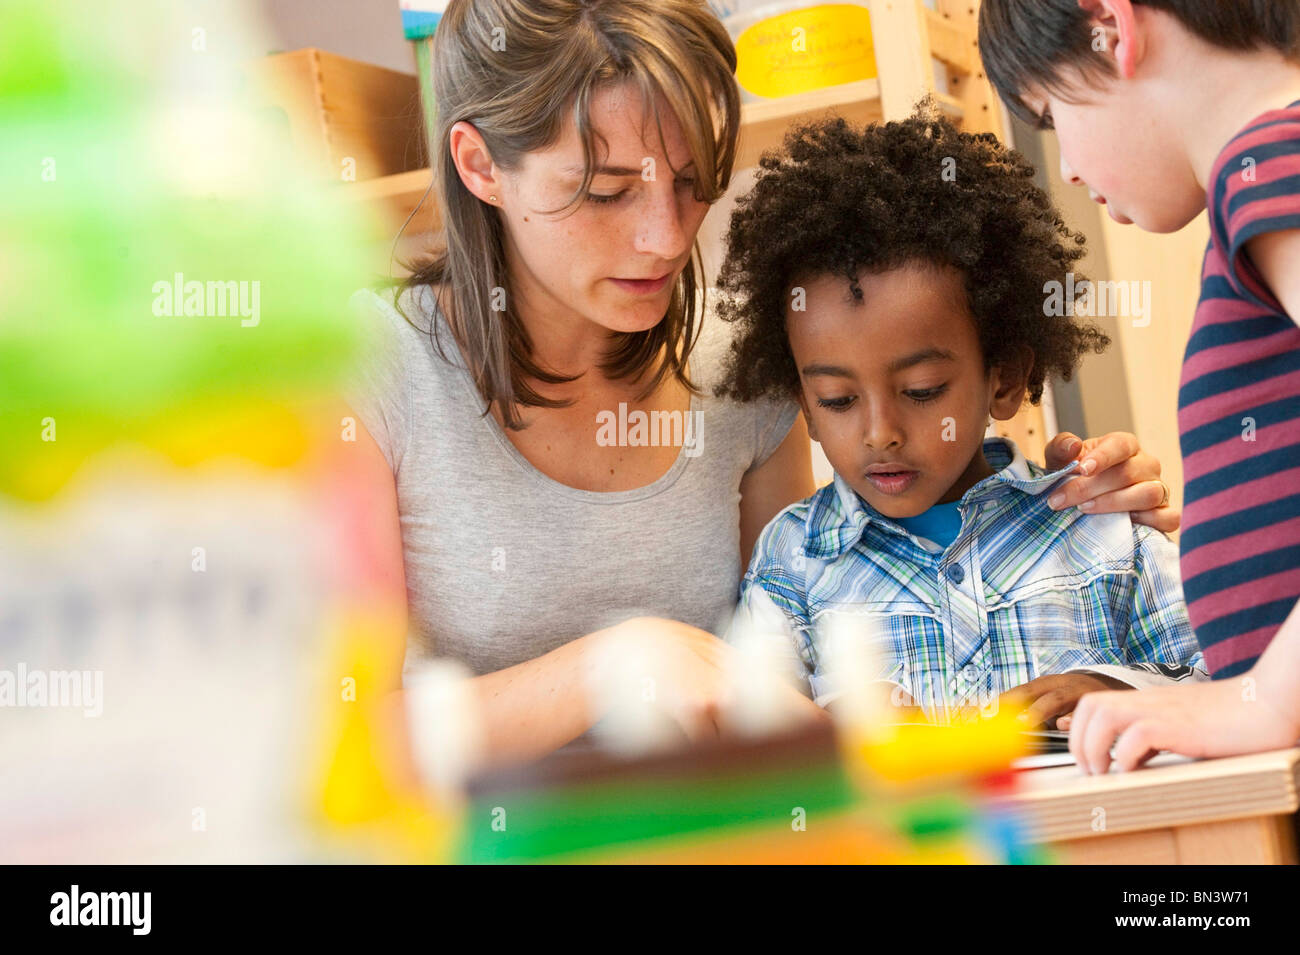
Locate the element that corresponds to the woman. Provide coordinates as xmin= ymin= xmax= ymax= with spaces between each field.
xmin=346 ymin=0 xmax=1177 ymax=766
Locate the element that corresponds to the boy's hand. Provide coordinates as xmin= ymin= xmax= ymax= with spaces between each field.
xmin=1043 ymin=431 xmax=1179 ymax=534
xmin=997 ymin=672 xmax=1132 ymax=729
xmin=1063 ymin=677 xmax=1300 ymax=775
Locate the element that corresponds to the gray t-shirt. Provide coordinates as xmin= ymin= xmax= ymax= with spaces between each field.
xmin=346 ymin=284 xmax=799 ymax=676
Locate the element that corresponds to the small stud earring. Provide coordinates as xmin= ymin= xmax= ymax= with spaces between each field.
xmin=488 ymin=195 xmax=498 ymax=203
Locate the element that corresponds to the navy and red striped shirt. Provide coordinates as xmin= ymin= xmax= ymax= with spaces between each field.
xmin=1180 ymin=99 xmax=1300 ymax=679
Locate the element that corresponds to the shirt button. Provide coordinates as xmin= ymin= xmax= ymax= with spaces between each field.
xmin=946 ymin=564 xmax=965 ymax=584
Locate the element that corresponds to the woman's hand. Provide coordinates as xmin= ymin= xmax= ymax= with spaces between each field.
xmin=1043 ymin=431 xmax=1179 ymax=534
xmin=586 ymin=616 xmax=828 ymax=744
xmin=1062 ymin=675 xmax=1300 ymax=775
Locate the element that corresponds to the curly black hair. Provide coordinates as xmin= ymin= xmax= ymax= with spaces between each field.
xmin=713 ymin=104 xmax=1109 ymax=404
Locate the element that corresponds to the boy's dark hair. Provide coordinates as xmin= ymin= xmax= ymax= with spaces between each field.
xmin=979 ymin=0 xmax=1300 ymax=125
xmin=713 ymin=106 xmax=1108 ymax=404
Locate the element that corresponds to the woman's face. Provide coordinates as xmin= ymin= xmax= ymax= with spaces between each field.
xmin=495 ymin=82 xmax=713 ymax=336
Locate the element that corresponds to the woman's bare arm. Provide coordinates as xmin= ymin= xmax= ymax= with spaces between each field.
xmin=738 ymin=412 xmax=816 ymax=569
xmin=343 ymin=415 xmax=609 ymax=766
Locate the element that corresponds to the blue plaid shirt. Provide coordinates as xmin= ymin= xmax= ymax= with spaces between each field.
xmin=735 ymin=438 xmax=1205 ymax=718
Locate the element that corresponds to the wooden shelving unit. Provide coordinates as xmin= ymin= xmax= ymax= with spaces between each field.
xmin=346 ymin=167 xmax=437 ymax=231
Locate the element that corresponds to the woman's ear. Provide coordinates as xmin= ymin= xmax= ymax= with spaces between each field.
xmin=988 ymin=347 xmax=1032 ymax=422
xmin=448 ymin=120 xmax=504 ymax=205
xmin=1077 ymin=0 xmax=1144 ymax=80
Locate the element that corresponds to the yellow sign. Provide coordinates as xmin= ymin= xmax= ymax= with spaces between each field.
xmin=734 ymin=3 xmax=877 ymax=100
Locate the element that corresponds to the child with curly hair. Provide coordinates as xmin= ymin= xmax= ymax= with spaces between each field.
xmin=719 ymin=107 xmax=1206 ymax=724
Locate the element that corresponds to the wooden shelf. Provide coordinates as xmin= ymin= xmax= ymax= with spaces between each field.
xmin=737 ymin=80 xmax=966 ymax=168
xmin=342 ymin=167 xmax=439 ymax=232
xmin=347 ymin=166 xmax=432 ymax=203
xmin=736 ymin=79 xmax=884 ymax=169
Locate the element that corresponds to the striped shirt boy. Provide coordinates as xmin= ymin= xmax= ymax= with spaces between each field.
xmin=1180 ymin=100 xmax=1300 ymax=678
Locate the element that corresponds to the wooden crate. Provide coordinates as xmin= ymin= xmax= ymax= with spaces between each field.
xmin=244 ymin=48 xmax=425 ymax=183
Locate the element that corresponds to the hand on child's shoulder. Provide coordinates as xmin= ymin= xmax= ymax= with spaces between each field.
xmin=1043 ymin=431 xmax=1179 ymax=534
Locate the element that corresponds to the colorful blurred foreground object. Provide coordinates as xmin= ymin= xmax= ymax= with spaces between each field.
xmin=0 ymin=0 xmax=375 ymax=502
xmin=313 ymin=593 xmax=1043 ymax=865
xmin=454 ymin=714 xmax=1043 ymax=864
xmin=307 ymin=612 xmax=467 ymax=864
xmin=0 ymin=0 xmax=431 ymax=862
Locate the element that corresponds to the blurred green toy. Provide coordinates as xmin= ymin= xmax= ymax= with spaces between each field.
xmin=0 ymin=0 xmax=381 ymax=501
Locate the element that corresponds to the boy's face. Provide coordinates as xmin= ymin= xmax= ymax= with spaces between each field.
xmin=1022 ymin=81 xmax=1207 ymax=234
xmin=788 ymin=264 xmax=1026 ymax=520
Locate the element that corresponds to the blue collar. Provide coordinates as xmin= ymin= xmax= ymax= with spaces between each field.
xmin=803 ymin=437 xmax=1080 ymax=560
